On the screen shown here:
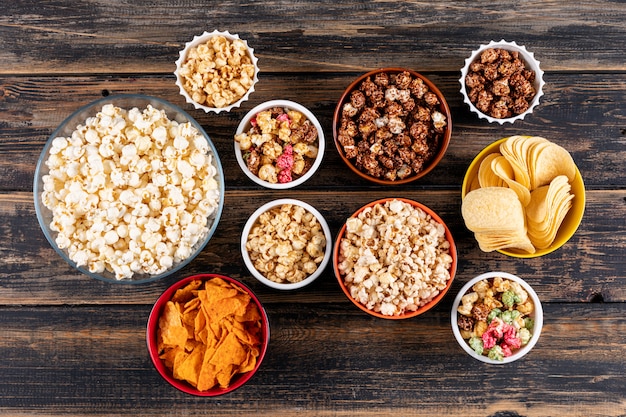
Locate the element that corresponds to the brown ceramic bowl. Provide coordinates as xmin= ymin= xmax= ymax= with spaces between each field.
xmin=333 ymin=68 xmax=452 ymax=185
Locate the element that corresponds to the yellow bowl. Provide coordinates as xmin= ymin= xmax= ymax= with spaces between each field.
xmin=461 ymin=137 xmax=585 ymax=258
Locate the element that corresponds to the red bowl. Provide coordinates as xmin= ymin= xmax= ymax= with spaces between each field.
xmin=333 ymin=198 xmax=457 ymax=319
xmin=146 ymin=274 xmax=269 ymax=396
xmin=332 ymin=68 xmax=452 ymax=185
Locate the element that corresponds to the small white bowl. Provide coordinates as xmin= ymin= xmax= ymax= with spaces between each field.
xmin=241 ymin=199 xmax=332 ymax=290
xmin=460 ymin=40 xmax=545 ymax=124
xmin=175 ymin=30 xmax=259 ymax=114
xmin=234 ymin=100 xmax=325 ymax=189
xmin=451 ymin=271 xmax=543 ymax=364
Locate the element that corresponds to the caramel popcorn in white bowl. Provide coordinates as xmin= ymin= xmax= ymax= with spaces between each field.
xmin=240 ymin=199 xmax=332 ymax=290
xmin=175 ymin=30 xmax=259 ymax=113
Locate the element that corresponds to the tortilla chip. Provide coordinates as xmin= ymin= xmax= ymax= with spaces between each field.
xmin=156 ymin=277 xmax=263 ymax=392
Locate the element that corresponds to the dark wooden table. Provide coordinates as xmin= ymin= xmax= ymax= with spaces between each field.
xmin=1 ymin=1 xmax=625 ymax=416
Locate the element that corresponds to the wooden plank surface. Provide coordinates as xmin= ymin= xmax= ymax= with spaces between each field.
xmin=1 ymin=188 xmax=625 ymax=305
xmin=1 ymin=1 xmax=625 ymax=74
xmin=1 ymin=0 xmax=625 ymax=416
xmin=0 ymin=303 xmax=624 ymax=417
xmin=1 ymin=73 xmax=625 ymax=191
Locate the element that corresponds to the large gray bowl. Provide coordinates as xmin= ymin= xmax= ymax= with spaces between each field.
xmin=34 ymin=94 xmax=225 ymax=284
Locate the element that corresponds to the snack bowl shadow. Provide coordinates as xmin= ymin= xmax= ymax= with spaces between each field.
xmin=33 ymin=94 xmax=225 ymax=284
xmin=333 ymin=197 xmax=457 ymax=319
xmin=175 ymin=30 xmax=259 ymax=114
xmin=146 ymin=273 xmax=270 ymax=396
xmin=241 ymin=198 xmax=332 ymax=290
xmin=451 ymin=271 xmax=543 ymax=364
xmin=461 ymin=137 xmax=585 ymax=258
xmin=332 ymin=67 xmax=452 ymax=185
xmin=234 ymin=100 xmax=326 ymax=189
xmin=459 ymin=40 xmax=545 ymax=124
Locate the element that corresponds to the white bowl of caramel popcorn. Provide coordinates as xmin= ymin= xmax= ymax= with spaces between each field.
xmin=240 ymin=199 xmax=332 ymax=290
xmin=460 ymin=40 xmax=545 ymax=124
xmin=451 ymin=271 xmax=543 ymax=364
xmin=34 ymin=95 xmax=224 ymax=284
xmin=234 ymin=100 xmax=325 ymax=189
xmin=175 ymin=30 xmax=259 ymax=113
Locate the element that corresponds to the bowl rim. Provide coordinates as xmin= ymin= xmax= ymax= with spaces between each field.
xmin=146 ymin=273 xmax=270 ymax=396
xmin=332 ymin=197 xmax=457 ymax=319
xmin=459 ymin=39 xmax=545 ymax=125
xmin=234 ymin=99 xmax=326 ymax=189
xmin=174 ymin=30 xmax=259 ymax=114
xmin=450 ymin=271 xmax=543 ymax=364
xmin=332 ymin=67 xmax=452 ymax=185
xmin=33 ymin=93 xmax=225 ymax=284
xmin=461 ymin=136 xmax=586 ymax=258
xmin=240 ymin=198 xmax=332 ymax=290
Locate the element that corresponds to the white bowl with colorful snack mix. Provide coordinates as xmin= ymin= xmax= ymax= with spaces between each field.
xmin=175 ymin=30 xmax=259 ymax=113
xmin=333 ymin=68 xmax=452 ymax=185
xmin=234 ymin=100 xmax=325 ymax=189
xmin=460 ymin=40 xmax=545 ymax=124
xmin=451 ymin=271 xmax=543 ymax=364
xmin=241 ymin=199 xmax=332 ymax=290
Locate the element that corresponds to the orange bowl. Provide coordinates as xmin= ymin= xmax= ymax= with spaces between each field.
xmin=332 ymin=68 xmax=452 ymax=185
xmin=333 ymin=198 xmax=457 ymax=319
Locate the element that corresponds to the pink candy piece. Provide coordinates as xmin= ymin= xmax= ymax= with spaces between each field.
xmin=482 ymin=317 xmax=522 ymax=355
xmin=501 ymin=344 xmax=514 ymax=357
xmin=278 ymin=169 xmax=292 ymax=183
xmin=503 ymin=325 xmax=522 ymax=350
xmin=482 ymin=331 xmax=498 ymax=350
xmin=276 ymin=145 xmax=294 ymax=171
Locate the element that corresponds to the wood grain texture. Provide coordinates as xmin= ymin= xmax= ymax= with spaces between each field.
xmin=1 ymin=1 xmax=625 ymax=74
xmin=0 ymin=304 xmax=624 ymax=416
xmin=1 ymin=1 xmax=625 ymax=416
xmin=1 ymin=188 xmax=625 ymax=306
xmin=0 ymin=73 xmax=625 ymax=191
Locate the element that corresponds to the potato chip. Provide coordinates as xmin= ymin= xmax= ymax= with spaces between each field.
xmin=528 ymin=140 xmax=576 ymax=189
xmin=478 ymin=153 xmax=506 ymax=188
xmin=157 ymin=277 xmax=263 ymax=391
xmin=499 ymin=136 xmax=531 ymax=189
xmin=474 ymin=232 xmax=536 ymax=254
xmin=462 ymin=187 xmax=535 ymax=253
xmin=491 ymin=155 xmax=531 ymax=207
xmin=527 ymin=175 xmax=574 ymax=249
xmin=462 ymin=187 xmax=526 ymax=233
xmin=463 ymin=136 xmax=579 ymax=254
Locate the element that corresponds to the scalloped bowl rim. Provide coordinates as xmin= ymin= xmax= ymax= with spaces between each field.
xmin=459 ymin=40 xmax=545 ymax=125
xmin=174 ymin=30 xmax=259 ymax=114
